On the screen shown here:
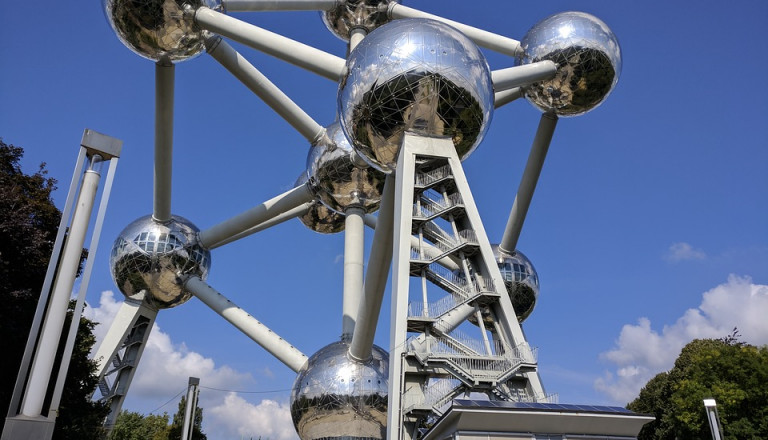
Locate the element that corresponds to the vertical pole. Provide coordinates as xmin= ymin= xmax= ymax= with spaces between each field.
xmin=342 ymin=207 xmax=365 ymax=340
xmin=21 ymin=155 xmax=102 ymax=417
xmin=387 ymin=137 xmax=419 ymax=440
xmin=154 ymin=61 xmax=175 ymax=223
xmin=704 ymin=399 xmax=724 ymax=440
xmin=181 ymin=377 xmax=200 ymax=440
xmin=349 ymin=28 xmax=367 ymax=52
xmin=49 ymin=155 xmax=119 ymax=417
xmin=348 ymin=176 xmax=395 ymax=362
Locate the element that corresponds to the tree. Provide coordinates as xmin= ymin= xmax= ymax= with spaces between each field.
xmin=168 ymin=395 xmax=207 ymax=440
xmin=107 ymin=395 xmax=208 ymax=440
xmin=0 ymin=139 xmax=107 ymax=436
xmin=109 ymin=411 xmax=170 ymax=440
xmin=1 ymin=139 xmax=61 ymax=425
xmin=627 ymin=336 xmax=768 ymax=439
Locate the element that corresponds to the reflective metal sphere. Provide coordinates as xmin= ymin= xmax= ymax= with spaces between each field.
xmin=321 ymin=0 xmax=400 ymax=41
xmin=103 ymin=0 xmax=222 ymax=62
xmin=495 ymin=246 xmax=539 ymax=322
xmin=307 ymin=123 xmax=386 ymax=214
xmin=110 ymin=215 xmax=211 ymax=309
xmin=295 ymin=173 xmax=347 ymax=234
xmin=291 ymin=341 xmax=389 ymax=440
xmin=339 ymin=18 xmax=494 ymax=173
xmin=518 ymin=11 xmax=621 ymax=116
xmin=468 ymin=246 xmax=539 ymax=327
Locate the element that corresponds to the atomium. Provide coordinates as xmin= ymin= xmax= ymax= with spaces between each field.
xmin=103 ymin=0 xmax=222 ymax=62
xmin=339 ymin=18 xmax=494 ymax=173
xmin=322 ymin=0 xmax=401 ymax=41
xmin=291 ymin=341 xmax=389 ymax=440
xmin=295 ymin=172 xmax=347 ymax=234
xmin=518 ymin=11 xmax=622 ymax=116
xmin=307 ymin=122 xmax=386 ymax=214
xmin=91 ymin=3 xmax=626 ymax=439
xmin=109 ymin=215 xmax=210 ymax=309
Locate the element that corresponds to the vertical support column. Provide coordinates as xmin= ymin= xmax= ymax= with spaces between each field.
xmin=3 ymin=130 xmax=122 ymax=440
xmin=181 ymin=377 xmax=200 ymax=440
xmin=21 ymin=157 xmax=102 ymax=417
xmin=154 ymin=61 xmax=175 ymax=223
xmin=349 ymin=28 xmax=367 ymax=51
xmin=342 ymin=207 xmax=365 ymax=340
xmin=348 ymin=176 xmax=395 ymax=362
xmin=387 ymin=136 xmax=419 ymax=440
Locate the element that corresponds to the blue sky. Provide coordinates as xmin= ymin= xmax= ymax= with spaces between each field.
xmin=2 ymin=1 xmax=767 ymax=438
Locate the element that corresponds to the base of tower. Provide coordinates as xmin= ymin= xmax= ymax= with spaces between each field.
xmin=419 ymin=399 xmax=654 ymax=440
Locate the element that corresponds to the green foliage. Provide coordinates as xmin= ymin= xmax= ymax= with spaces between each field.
xmin=109 ymin=394 xmax=208 ymax=440
xmin=0 ymin=139 xmax=61 ymax=424
xmin=109 ymin=411 xmax=170 ymax=440
xmin=628 ymin=336 xmax=768 ymax=440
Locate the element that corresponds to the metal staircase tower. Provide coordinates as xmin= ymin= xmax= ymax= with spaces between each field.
xmin=388 ymin=134 xmax=549 ymax=440
xmin=91 ymin=297 xmax=158 ymax=431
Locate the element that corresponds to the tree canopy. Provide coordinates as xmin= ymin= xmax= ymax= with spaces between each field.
xmin=627 ymin=334 xmax=768 ymax=439
xmin=108 ymin=395 xmax=207 ymax=440
xmin=109 ymin=411 xmax=171 ymax=440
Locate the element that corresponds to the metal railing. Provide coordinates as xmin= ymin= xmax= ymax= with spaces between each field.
xmin=407 ymin=334 xmax=537 ymax=383
xmin=415 ymin=164 xmax=452 ymax=187
xmin=408 ymin=294 xmax=458 ymax=318
xmin=416 ymin=378 xmax=463 ymax=412
xmin=413 ymin=193 xmax=464 ymax=219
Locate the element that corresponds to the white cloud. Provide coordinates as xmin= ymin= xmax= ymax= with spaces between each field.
xmin=207 ymin=393 xmax=299 ymax=440
xmin=663 ymin=242 xmax=706 ymax=262
xmin=85 ymin=291 xmax=297 ymax=440
xmin=84 ymin=290 xmax=122 ymax=344
xmin=595 ymin=275 xmax=768 ymax=404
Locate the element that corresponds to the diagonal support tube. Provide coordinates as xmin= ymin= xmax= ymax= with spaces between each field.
xmin=198 ymin=184 xmax=314 ymax=249
xmin=207 ymin=202 xmax=311 ymax=249
xmin=195 ymin=7 xmax=346 ymax=81
xmin=154 ymin=61 xmax=175 ymax=223
xmin=491 ymin=61 xmax=557 ymax=93
xmin=184 ymin=276 xmax=309 ymax=372
xmin=499 ymin=112 xmax=558 ymax=254
xmin=222 ymin=0 xmax=338 ymax=11
xmin=348 ymin=176 xmax=395 ymax=361
xmin=206 ymin=37 xmax=325 ymax=144
xmin=387 ymin=3 xmax=523 ymax=56
xmin=494 ymin=87 xmax=523 ymax=109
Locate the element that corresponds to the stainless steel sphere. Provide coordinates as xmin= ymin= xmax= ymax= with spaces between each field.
xmin=103 ymin=0 xmax=222 ymax=62
xmin=321 ymin=0 xmax=400 ymax=41
xmin=339 ymin=18 xmax=494 ymax=173
xmin=307 ymin=122 xmax=386 ymax=214
xmin=295 ymin=173 xmax=347 ymax=234
xmin=518 ymin=11 xmax=621 ymax=116
xmin=468 ymin=246 xmax=539 ymax=327
xmin=495 ymin=246 xmax=539 ymax=322
xmin=109 ymin=215 xmax=211 ymax=309
xmin=291 ymin=341 xmax=389 ymax=440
